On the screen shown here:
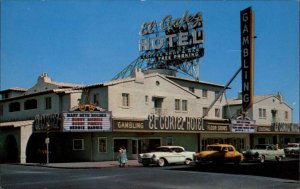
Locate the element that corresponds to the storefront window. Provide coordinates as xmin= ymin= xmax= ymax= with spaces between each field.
xmin=166 ymin=137 xmax=173 ymax=145
xmin=98 ymin=137 xmax=107 ymax=153
xmin=114 ymin=139 xmax=128 ymax=152
xmin=73 ymin=139 xmax=84 ymax=150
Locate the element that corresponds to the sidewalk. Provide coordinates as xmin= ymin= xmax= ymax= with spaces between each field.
xmin=26 ymin=160 xmax=141 ymax=169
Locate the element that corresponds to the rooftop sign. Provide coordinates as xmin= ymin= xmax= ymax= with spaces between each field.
xmin=139 ymin=11 xmax=204 ymax=62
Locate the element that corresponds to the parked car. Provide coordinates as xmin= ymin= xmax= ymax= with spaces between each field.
xmin=284 ymin=143 xmax=300 ymax=157
xmin=242 ymin=144 xmax=285 ymax=163
xmin=193 ymin=144 xmax=244 ymax=165
xmin=138 ymin=146 xmax=195 ymax=167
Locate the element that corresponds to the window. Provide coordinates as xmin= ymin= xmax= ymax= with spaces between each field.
xmin=285 ymin=111 xmax=288 ymax=120
xmin=228 ymin=146 xmax=234 ymax=151
xmin=189 ymin=87 xmax=195 ymax=93
xmin=145 ymin=95 xmax=148 ymax=105
xmin=98 ymin=137 xmax=107 ymax=153
xmin=215 ymin=91 xmax=220 ymax=100
xmin=0 ymin=105 xmax=3 ymax=116
xmin=203 ymin=107 xmax=208 ymax=116
xmin=73 ymin=139 xmax=84 ymax=150
xmin=93 ymin=94 xmax=99 ymax=105
xmin=166 ymin=137 xmax=173 ymax=145
xmin=24 ymin=99 xmax=37 ymax=110
xmin=45 ymin=97 xmax=52 ymax=110
xmin=122 ymin=93 xmax=130 ymax=107
xmin=175 ymin=99 xmax=180 ymax=111
xmin=215 ymin=108 xmax=220 ymax=117
xmin=182 ymin=100 xmax=188 ymax=111
xmin=9 ymin=102 xmax=20 ymax=112
xmin=259 ymin=108 xmax=266 ymax=118
xmin=258 ymin=138 xmax=266 ymax=144
xmin=202 ymin=89 xmax=208 ymax=98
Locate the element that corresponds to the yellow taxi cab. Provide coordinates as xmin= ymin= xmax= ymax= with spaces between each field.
xmin=194 ymin=144 xmax=243 ymax=165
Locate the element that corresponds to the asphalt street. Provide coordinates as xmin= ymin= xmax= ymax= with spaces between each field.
xmin=0 ymin=160 xmax=299 ymax=189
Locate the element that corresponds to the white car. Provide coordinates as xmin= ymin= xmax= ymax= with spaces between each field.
xmin=284 ymin=143 xmax=300 ymax=157
xmin=138 ymin=146 xmax=195 ymax=167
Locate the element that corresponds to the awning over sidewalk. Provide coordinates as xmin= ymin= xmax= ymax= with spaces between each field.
xmin=0 ymin=120 xmax=34 ymax=128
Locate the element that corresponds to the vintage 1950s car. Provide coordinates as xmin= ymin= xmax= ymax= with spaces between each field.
xmin=138 ymin=146 xmax=195 ymax=167
xmin=284 ymin=143 xmax=300 ymax=157
xmin=193 ymin=144 xmax=244 ymax=165
xmin=243 ymin=144 xmax=285 ymax=163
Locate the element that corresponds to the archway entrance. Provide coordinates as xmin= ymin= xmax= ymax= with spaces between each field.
xmin=4 ymin=135 xmax=19 ymax=163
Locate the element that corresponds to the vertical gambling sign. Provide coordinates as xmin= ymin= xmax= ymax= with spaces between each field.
xmin=240 ymin=7 xmax=254 ymax=113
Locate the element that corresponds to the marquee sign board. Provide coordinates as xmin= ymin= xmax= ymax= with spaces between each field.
xmin=33 ymin=114 xmax=61 ymax=132
xmin=63 ymin=112 xmax=112 ymax=132
xmin=113 ymin=115 xmax=230 ymax=133
xmin=139 ymin=11 xmax=204 ymax=62
xmin=230 ymin=119 xmax=256 ymax=133
xmin=240 ymin=7 xmax=254 ymax=113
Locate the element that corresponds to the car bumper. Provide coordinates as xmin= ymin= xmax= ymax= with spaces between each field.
xmin=194 ymin=157 xmax=213 ymax=164
xmin=138 ymin=158 xmax=158 ymax=165
xmin=243 ymin=156 xmax=262 ymax=162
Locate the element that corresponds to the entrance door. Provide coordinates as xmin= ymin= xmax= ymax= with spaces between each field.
xmin=131 ymin=139 xmax=138 ymax=160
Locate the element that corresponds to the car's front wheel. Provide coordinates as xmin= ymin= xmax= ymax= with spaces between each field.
xmin=276 ymin=156 xmax=283 ymax=162
xmin=184 ymin=159 xmax=192 ymax=165
xmin=158 ymin=158 xmax=167 ymax=167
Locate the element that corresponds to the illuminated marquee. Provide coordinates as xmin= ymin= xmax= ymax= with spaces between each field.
xmin=63 ymin=112 xmax=112 ymax=132
xmin=139 ymin=11 xmax=204 ymax=61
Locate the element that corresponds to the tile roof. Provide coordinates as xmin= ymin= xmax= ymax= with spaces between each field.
xmin=227 ymin=94 xmax=274 ymax=105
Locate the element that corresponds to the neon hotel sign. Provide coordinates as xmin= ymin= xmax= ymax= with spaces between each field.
xmin=139 ymin=11 xmax=204 ymax=60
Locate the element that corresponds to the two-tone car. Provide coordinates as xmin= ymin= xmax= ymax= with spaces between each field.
xmin=284 ymin=143 xmax=300 ymax=157
xmin=193 ymin=144 xmax=244 ymax=165
xmin=242 ymin=144 xmax=285 ymax=163
xmin=138 ymin=146 xmax=195 ymax=167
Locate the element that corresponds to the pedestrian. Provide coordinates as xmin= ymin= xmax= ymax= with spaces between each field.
xmin=120 ymin=146 xmax=128 ymax=168
xmin=117 ymin=147 xmax=122 ymax=167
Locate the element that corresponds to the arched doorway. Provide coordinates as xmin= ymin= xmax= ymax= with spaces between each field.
xmin=4 ymin=135 xmax=19 ymax=163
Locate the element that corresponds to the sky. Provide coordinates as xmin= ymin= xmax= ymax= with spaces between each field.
xmin=1 ymin=0 xmax=299 ymax=122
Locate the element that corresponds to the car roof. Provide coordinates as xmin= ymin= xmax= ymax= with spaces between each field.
xmin=158 ymin=146 xmax=183 ymax=148
xmin=207 ymin=144 xmax=234 ymax=147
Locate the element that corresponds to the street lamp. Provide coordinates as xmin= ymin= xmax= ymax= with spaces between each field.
xmin=45 ymin=123 xmax=50 ymax=164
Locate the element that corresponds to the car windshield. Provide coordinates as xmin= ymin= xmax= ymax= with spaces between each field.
xmin=206 ymin=146 xmax=222 ymax=151
xmin=154 ymin=147 xmax=172 ymax=152
xmin=286 ymin=144 xmax=299 ymax=148
xmin=254 ymin=145 xmax=268 ymax=149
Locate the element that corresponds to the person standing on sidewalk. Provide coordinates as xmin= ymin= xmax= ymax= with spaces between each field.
xmin=120 ymin=146 xmax=128 ymax=168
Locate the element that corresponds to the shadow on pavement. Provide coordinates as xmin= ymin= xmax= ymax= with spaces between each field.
xmin=170 ymin=159 xmax=299 ymax=181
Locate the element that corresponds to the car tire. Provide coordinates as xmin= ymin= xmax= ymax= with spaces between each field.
xmin=276 ymin=156 xmax=282 ymax=162
xmin=184 ymin=159 xmax=192 ymax=165
xmin=158 ymin=158 xmax=166 ymax=167
xmin=260 ymin=155 xmax=265 ymax=163
xmin=234 ymin=157 xmax=241 ymax=165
